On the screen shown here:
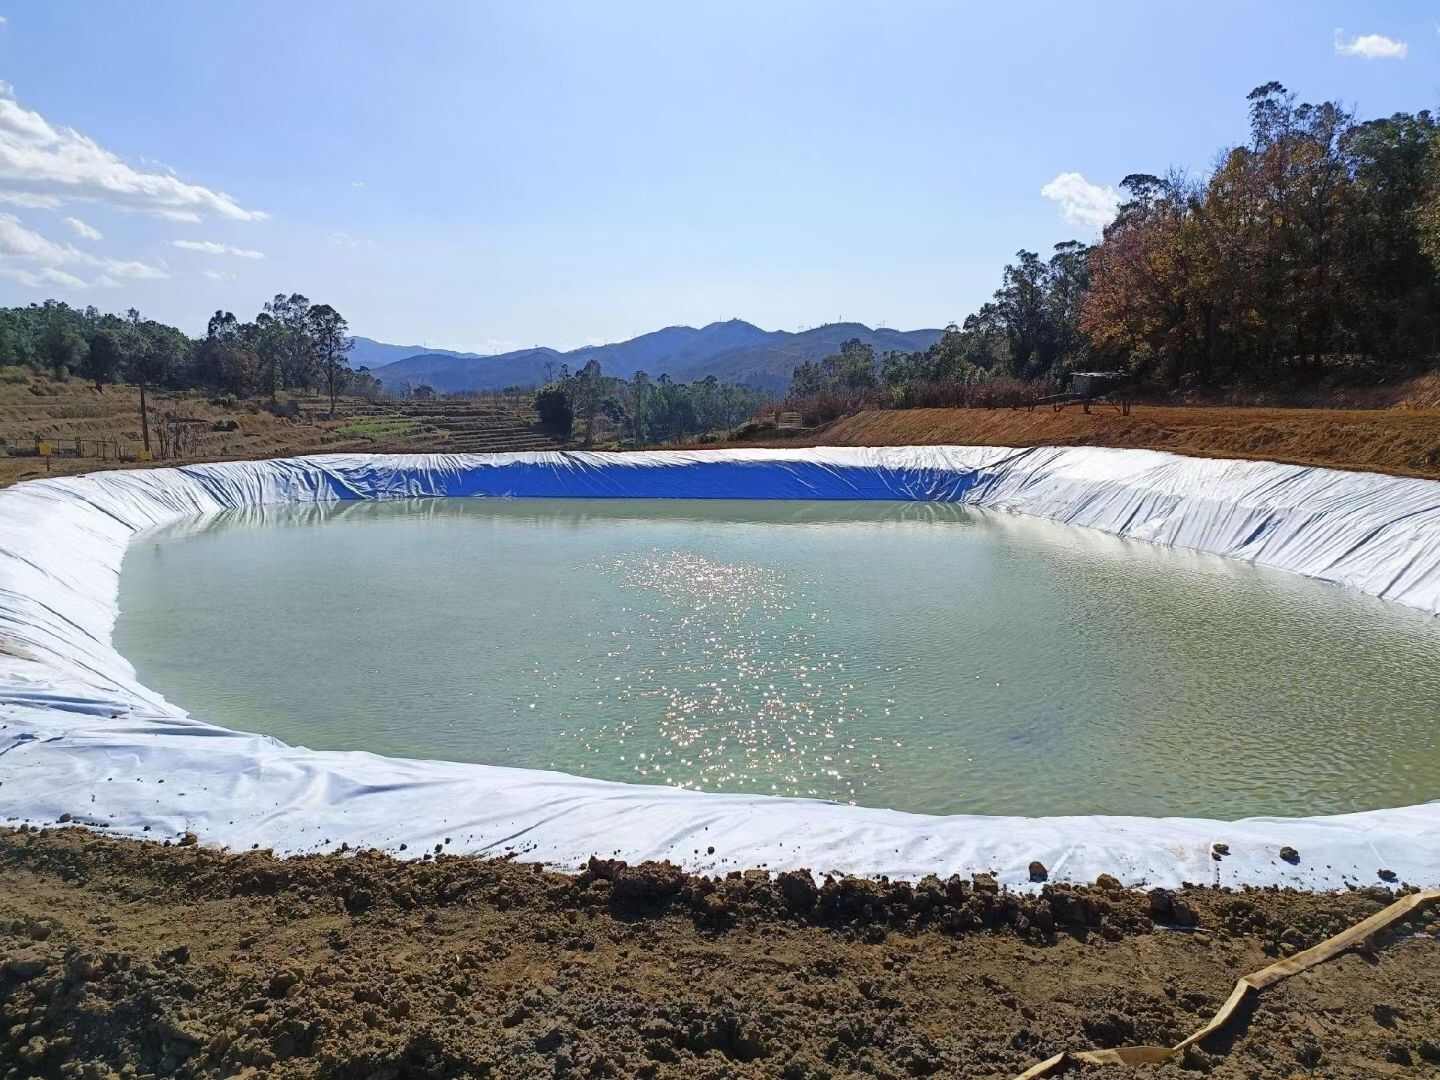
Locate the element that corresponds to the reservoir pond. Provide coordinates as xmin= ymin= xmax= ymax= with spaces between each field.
xmin=115 ymin=498 xmax=1440 ymax=819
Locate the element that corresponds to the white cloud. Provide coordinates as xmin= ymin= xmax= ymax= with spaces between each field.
xmin=138 ymin=155 xmax=179 ymax=177
xmin=0 ymin=266 xmax=87 ymax=289
xmin=1334 ymin=30 xmax=1408 ymax=59
xmin=172 ymin=239 xmax=264 ymax=259
xmin=0 ymin=191 xmax=60 ymax=209
xmin=0 ymin=212 xmax=166 ymax=288
xmin=0 ymin=82 xmax=267 ymax=221
xmin=0 ymin=213 xmax=78 ymax=263
xmin=101 ymin=258 xmax=167 ymax=280
xmin=1040 ymin=172 xmax=1120 ymax=232
xmin=202 ymin=268 xmax=237 ymax=282
xmin=351 ymin=180 xmax=366 ymax=189
xmin=63 ymin=215 xmax=102 ymax=241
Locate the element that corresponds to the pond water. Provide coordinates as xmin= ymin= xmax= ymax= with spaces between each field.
xmin=114 ymin=498 xmax=1440 ymax=819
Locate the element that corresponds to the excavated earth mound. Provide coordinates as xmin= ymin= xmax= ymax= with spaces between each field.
xmin=2 ymin=828 xmax=1438 ymax=1079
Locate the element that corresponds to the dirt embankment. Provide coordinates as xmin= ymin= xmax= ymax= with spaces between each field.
xmin=2 ymin=828 xmax=1438 ymax=1079
xmin=739 ymin=406 xmax=1440 ymax=481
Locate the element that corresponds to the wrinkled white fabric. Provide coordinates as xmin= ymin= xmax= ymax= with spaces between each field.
xmin=1 ymin=447 xmax=1437 ymax=890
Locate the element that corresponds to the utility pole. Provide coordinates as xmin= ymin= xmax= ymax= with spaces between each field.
xmin=139 ymin=383 xmax=151 ymax=455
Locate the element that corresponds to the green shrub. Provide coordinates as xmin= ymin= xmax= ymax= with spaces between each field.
xmin=534 ymin=386 xmax=573 ymax=437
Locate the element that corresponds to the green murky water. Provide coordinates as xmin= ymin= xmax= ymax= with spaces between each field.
xmin=115 ymin=498 xmax=1440 ymax=818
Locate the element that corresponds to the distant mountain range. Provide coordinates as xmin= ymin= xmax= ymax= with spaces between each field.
xmin=351 ymin=320 xmax=943 ymax=394
xmin=347 ymin=338 xmax=489 ymax=370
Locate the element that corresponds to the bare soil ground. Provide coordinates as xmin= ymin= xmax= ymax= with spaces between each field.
xmin=736 ymin=405 xmax=1440 ymax=481
xmin=2 ymin=828 xmax=1438 ymax=1079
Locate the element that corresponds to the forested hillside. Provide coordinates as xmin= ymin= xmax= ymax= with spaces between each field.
xmin=784 ymin=83 xmax=1440 ymax=414
xmin=532 ymin=360 xmax=769 ymax=446
xmin=368 ymin=320 xmax=942 ymax=393
xmin=374 ymin=348 xmax=562 ymax=394
xmin=0 ymin=294 xmax=370 ymax=414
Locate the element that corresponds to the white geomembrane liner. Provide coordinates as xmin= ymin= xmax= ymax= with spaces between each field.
xmin=1 ymin=446 xmax=1438 ymax=890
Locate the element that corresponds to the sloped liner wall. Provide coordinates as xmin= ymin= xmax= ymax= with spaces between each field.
xmin=1 ymin=446 xmax=1438 ymax=889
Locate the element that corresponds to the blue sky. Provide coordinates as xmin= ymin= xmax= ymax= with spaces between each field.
xmin=0 ymin=1 xmax=1435 ymax=352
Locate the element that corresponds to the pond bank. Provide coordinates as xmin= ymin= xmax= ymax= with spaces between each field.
xmin=2 ymin=448 xmax=1439 ymax=889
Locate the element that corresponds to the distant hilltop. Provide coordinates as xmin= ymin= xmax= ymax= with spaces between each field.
xmin=351 ymin=319 xmax=943 ymax=393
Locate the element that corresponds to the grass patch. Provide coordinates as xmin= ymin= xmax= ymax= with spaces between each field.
xmin=334 ymin=417 xmax=422 ymax=441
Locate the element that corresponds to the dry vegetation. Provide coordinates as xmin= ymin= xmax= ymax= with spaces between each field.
xmin=0 ymin=371 xmax=564 ymax=488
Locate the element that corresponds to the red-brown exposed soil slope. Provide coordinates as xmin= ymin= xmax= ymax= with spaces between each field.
xmin=742 ymin=405 xmax=1440 ymax=481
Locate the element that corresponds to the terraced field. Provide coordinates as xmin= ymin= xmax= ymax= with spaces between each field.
xmin=0 ymin=374 xmax=568 ymax=488
xmin=0 ymin=381 xmax=317 ymax=486
xmin=303 ymin=396 xmax=564 ymax=454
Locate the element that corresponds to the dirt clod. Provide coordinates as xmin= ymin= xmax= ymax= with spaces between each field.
xmin=2 ymin=950 xmax=48 ymax=980
xmin=777 ymin=869 xmax=819 ymax=912
xmin=1149 ymin=888 xmax=1200 ymax=928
